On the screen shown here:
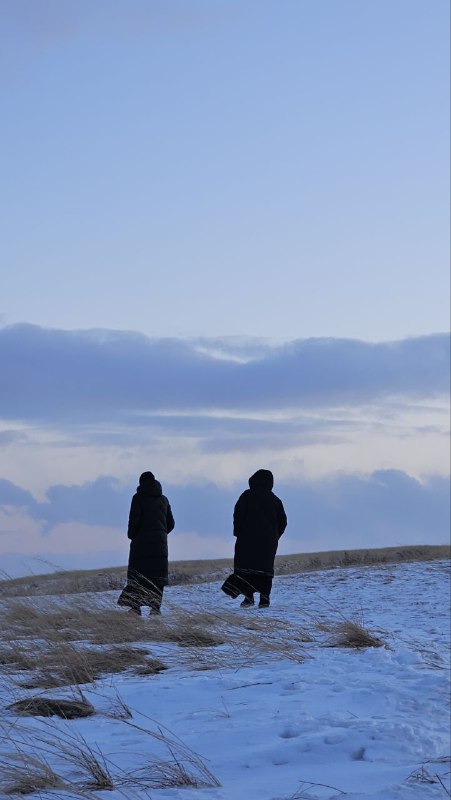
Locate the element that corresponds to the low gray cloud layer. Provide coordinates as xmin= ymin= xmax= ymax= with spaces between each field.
xmin=0 ymin=324 xmax=449 ymax=426
xmin=0 ymin=470 xmax=449 ymax=547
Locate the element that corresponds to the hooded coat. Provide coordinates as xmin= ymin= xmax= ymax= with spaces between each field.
xmin=126 ymin=479 xmax=175 ymax=586
xmin=233 ymin=469 xmax=287 ymax=577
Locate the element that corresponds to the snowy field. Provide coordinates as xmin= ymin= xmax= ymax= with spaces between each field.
xmin=1 ymin=559 xmax=450 ymax=799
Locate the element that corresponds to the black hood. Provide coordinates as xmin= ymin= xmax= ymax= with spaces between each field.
xmin=248 ymin=469 xmax=274 ymax=491
xmin=137 ymin=480 xmax=162 ymax=497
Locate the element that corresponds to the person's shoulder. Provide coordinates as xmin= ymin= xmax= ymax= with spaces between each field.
xmin=235 ymin=490 xmax=250 ymax=504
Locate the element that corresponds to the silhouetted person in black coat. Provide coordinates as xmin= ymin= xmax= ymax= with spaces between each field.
xmin=118 ymin=471 xmax=175 ymax=615
xmin=221 ymin=469 xmax=287 ymax=608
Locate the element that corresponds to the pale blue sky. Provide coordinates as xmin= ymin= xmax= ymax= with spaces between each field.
xmin=0 ymin=1 xmax=449 ymax=575
xmin=1 ymin=0 xmax=449 ymax=339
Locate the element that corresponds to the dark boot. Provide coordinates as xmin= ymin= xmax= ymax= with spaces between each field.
xmin=240 ymin=595 xmax=255 ymax=607
xmin=259 ymin=595 xmax=270 ymax=608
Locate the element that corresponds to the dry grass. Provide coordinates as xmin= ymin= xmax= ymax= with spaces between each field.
xmin=137 ymin=757 xmax=217 ymax=789
xmin=0 ymin=589 xmax=311 ymax=690
xmin=0 ymin=725 xmax=115 ymax=797
xmin=407 ymin=758 xmax=451 ymax=796
xmin=287 ymin=778 xmax=346 ymax=798
xmin=21 ymin=645 xmax=165 ymax=689
xmin=0 ymin=711 xmax=221 ymax=796
xmin=142 ymin=601 xmax=310 ymax=670
xmin=117 ymin=715 xmax=221 ymax=790
xmin=0 ymin=558 xmax=401 ymax=693
xmin=0 ymin=753 xmax=64 ymax=796
xmin=328 ymin=619 xmax=385 ymax=649
xmin=57 ymin=734 xmax=115 ymax=791
xmin=398 ymin=635 xmax=450 ymax=671
xmin=2 ymin=597 xmax=225 ymax=650
xmin=8 ymin=696 xmax=95 ymax=719
xmin=0 ymin=557 xmax=423 ymax=719
xmin=0 ymin=595 xmax=172 ymax=688
xmin=0 ymin=643 xmax=35 ymax=672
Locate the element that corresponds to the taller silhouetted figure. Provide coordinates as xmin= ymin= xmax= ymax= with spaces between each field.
xmin=221 ymin=469 xmax=287 ymax=608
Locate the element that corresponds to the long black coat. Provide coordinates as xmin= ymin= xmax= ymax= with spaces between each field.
xmin=127 ymin=480 xmax=175 ymax=586
xmin=233 ymin=470 xmax=287 ymax=577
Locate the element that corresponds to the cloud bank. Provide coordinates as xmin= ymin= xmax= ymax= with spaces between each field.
xmin=0 ymin=325 xmax=449 ymax=426
xmin=0 ymin=469 xmax=448 ymax=562
xmin=3 ymin=469 xmax=449 ymax=539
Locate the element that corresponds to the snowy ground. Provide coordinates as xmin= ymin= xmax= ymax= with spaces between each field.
xmin=1 ymin=559 xmax=450 ymax=799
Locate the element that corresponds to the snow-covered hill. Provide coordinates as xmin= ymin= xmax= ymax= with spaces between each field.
xmin=1 ymin=559 xmax=449 ymax=799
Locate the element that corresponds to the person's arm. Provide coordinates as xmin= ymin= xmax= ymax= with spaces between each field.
xmin=277 ymin=500 xmax=287 ymax=538
xmin=127 ymin=495 xmax=141 ymax=539
xmin=166 ymin=502 xmax=175 ymax=533
xmin=233 ymin=492 xmax=248 ymax=537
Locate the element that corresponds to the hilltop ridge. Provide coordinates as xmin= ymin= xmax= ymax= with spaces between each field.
xmin=1 ymin=543 xmax=448 ymax=598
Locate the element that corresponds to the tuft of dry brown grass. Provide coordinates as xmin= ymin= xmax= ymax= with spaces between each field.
xmin=8 ymin=696 xmax=94 ymax=719
xmin=20 ymin=644 xmax=163 ymax=689
xmin=0 ymin=753 xmax=63 ymax=796
xmin=330 ymin=619 xmax=385 ymax=649
xmin=117 ymin=714 xmax=221 ymax=790
xmin=134 ymin=658 xmax=168 ymax=676
xmin=57 ymin=734 xmax=115 ymax=791
xmin=0 ymin=723 xmax=116 ymax=797
xmin=138 ymin=758 xmax=216 ymax=788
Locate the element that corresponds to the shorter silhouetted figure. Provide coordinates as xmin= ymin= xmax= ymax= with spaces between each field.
xmin=118 ymin=471 xmax=174 ymax=615
xmin=221 ymin=469 xmax=287 ymax=608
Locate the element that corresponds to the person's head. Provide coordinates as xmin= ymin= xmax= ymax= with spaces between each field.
xmin=248 ymin=469 xmax=274 ymax=490
xmin=139 ymin=471 xmax=155 ymax=485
